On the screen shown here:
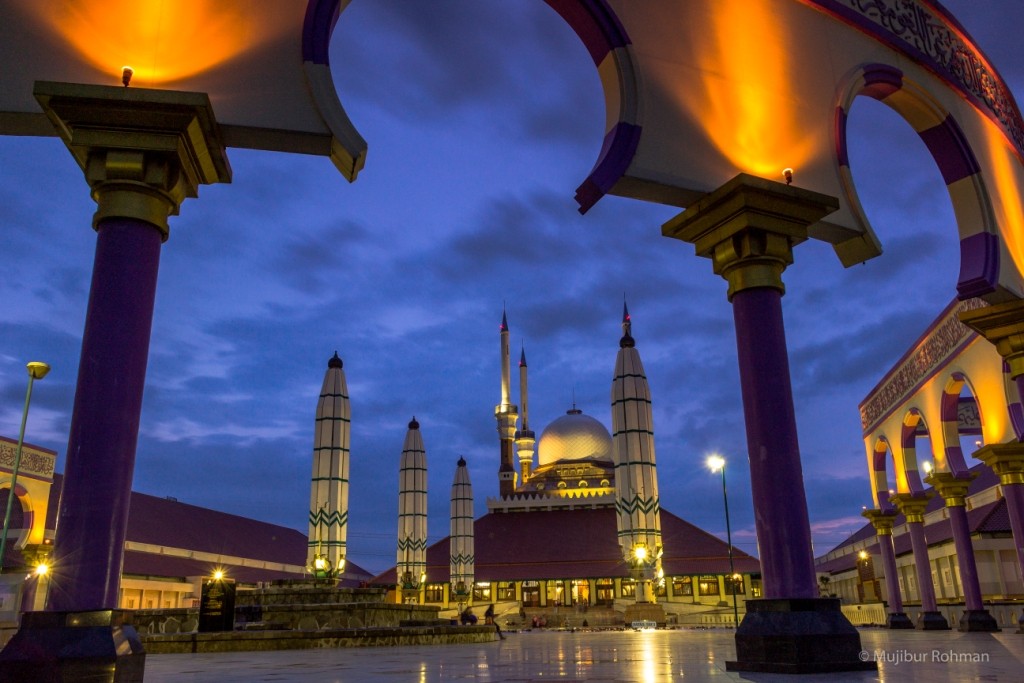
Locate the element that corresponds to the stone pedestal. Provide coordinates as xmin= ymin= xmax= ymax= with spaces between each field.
xmin=726 ymin=599 xmax=875 ymax=673
xmin=623 ymin=603 xmax=666 ymax=627
xmin=0 ymin=610 xmax=144 ymax=682
xmin=959 ymin=610 xmax=999 ymax=632
xmin=917 ymin=611 xmax=951 ymax=630
xmin=886 ymin=612 xmax=914 ymax=629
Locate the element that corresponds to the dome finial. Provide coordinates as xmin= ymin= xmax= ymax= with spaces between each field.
xmin=328 ymin=351 xmax=343 ymax=368
xmin=409 ymin=416 xmax=420 ymax=430
xmin=457 ymin=456 xmax=466 ymax=467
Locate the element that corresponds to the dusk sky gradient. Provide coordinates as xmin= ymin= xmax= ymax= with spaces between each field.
xmin=2 ymin=1 xmax=1022 ymax=574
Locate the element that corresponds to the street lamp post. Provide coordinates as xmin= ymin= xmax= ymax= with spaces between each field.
xmin=0 ymin=362 xmax=50 ymax=572
xmin=708 ymin=454 xmax=739 ymax=628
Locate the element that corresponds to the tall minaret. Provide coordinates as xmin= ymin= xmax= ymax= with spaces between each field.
xmin=449 ymin=457 xmax=474 ymax=607
xmin=611 ymin=303 xmax=663 ymax=603
xmin=515 ymin=345 xmax=536 ymax=482
xmin=495 ymin=310 xmax=519 ymax=496
xmin=307 ymin=351 xmax=350 ymax=579
xmin=396 ymin=417 xmax=427 ymax=603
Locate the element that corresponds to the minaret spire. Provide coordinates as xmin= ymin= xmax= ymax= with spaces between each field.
xmin=397 ymin=417 xmax=427 ymax=603
xmin=515 ymin=343 xmax=535 ymax=483
xmin=449 ymin=457 xmax=475 ymax=609
xmin=495 ymin=308 xmax=519 ymax=496
xmin=308 ymin=351 xmax=351 ymax=580
xmin=621 ymin=299 xmax=634 ymax=348
xmin=611 ymin=305 xmax=663 ymax=605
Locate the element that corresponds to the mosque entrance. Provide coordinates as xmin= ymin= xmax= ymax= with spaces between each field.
xmin=570 ymin=579 xmax=589 ymax=607
xmin=521 ymin=581 xmax=540 ymax=607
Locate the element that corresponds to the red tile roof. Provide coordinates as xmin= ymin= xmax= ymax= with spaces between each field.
xmin=10 ymin=473 xmax=373 ymax=585
xmin=372 ymin=506 xmax=759 ymax=584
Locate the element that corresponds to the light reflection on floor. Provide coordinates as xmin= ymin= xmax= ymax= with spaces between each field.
xmin=144 ymin=628 xmax=1024 ymax=682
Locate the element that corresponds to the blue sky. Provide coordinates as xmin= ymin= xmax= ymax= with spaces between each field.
xmin=2 ymin=1 xmax=1022 ymax=574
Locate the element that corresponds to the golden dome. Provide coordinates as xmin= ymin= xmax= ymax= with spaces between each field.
xmin=536 ymin=409 xmax=613 ymax=467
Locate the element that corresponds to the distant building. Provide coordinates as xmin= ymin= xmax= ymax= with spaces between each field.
xmin=0 ymin=441 xmax=372 ymax=623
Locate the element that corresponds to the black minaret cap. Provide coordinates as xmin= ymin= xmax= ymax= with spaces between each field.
xmin=500 ymin=309 xmax=509 ymax=332
xmin=620 ymin=300 xmax=635 ymax=348
xmin=328 ymin=351 xmax=344 ymax=368
xmin=519 ymin=345 xmax=527 ymax=367
xmin=457 ymin=456 xmax=466 ymax=467
xmin=409 ymin=416 xmax=420 ymax=430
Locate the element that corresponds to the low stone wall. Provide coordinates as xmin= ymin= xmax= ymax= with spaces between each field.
xmin=132 ymin=608 xmax=198 ymax=635
xmin=236 ymin=585 xmax=388 ymax=607
xmin=142 ymin=624 xmax=497 ymax=654
xmin=243 ymin=602 xmax=440 ymax=631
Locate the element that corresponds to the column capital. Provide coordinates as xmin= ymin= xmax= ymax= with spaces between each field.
xmin=861 ymin=508 xmax=898 ymax=535
xmin=958 ymin=299 xmax=1024 ymax=378
xmin=924 ymin=471 xmax=976 ymax=507
xmin=889 ymin=492 xmax=934 ymax=523
xmin=34 ymin=81 xmax=232 ymax=239
xmin=661 ymin=173 xmax=838 ymax=300
xmin=974 ymin=442 xmax=1024 ymax=485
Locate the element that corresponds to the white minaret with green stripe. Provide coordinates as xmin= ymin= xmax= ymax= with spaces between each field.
xmin=397 ymin=417 xmax=427 ymax=601
xmin=449 ymin=456 xmax=474 ymax=605
xmin=307 ymin=351 xmax=350 ymax=577
xmin=611 ymin=303 xmax=663 ymax=601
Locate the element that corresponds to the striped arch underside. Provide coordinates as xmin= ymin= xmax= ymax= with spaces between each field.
xmin=307 ymin=1 xmax=1023 ymax=220
xmin=531 ymin=1 xmax=1024 ymax=217
xmin=836 ymin=63 xmax=1000 ymax=299
xmin=939 ymin=373 xmax=974 ymax=475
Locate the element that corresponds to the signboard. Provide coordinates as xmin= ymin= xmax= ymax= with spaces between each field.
xmin=198 ymin=578 xmax=236 ymax=633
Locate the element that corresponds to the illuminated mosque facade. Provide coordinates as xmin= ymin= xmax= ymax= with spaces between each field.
xmin=375 ymin=307 xmax=761 ymax=621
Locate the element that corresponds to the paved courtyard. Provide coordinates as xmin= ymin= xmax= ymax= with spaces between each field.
xmin=144 ymin=627 xmax=1024 ymax=682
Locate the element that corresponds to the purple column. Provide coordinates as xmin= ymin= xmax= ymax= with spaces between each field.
xmin=877 ymin=535 xmax=903 ymax=614
xmin=731 ymin=287 xmax=817 ymax=599
xmin=1002 ymin=483 xmax=1024 ymax=579
xmin=947 ymin=506 xmax=983 ymax=610
xmin=907 ymin=521 xmax=937 ymax=612
xmin=47 ymin=217 xmax=162 ymax=612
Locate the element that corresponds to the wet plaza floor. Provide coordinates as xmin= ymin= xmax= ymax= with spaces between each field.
xmin=144 ymin=627 xmax=1024 ymax=682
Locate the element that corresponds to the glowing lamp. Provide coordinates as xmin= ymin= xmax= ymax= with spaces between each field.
xmin=633 ymin=545 xmax=648 ymax=562
xmin=858 ymin=550 xmax=868 ymax=560
xmin=212 ymin=570 xmax=224 ymax=580
xmin=783 ymin=167 xmax=793 ymax=185
xmin=313 ymin=557 xmax=327 ymax=571
xmin=706 ymin=455 xmax=725 ymax=473
xmin=26 ymin=362 xmax=50 ymax=380
xmin=121 ymin=66 xmax=133 ymax=87
xmin=34 ymin=563 xmax=49 ymax=576
xmin=922 ymin=461 xmax=933 ymax=475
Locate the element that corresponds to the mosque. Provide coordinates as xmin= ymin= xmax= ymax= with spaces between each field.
xmin=373 ymin=307 xmax=761 ymax=622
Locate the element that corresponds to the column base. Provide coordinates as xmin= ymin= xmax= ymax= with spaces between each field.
xmin=886 ymin=612 xmax=915 ymax=629
xmin=916 ymin=611 xmax=951 ymax=630
xmin=0 ymin=610 xmax=144 ymax=682
xmin=958 ymin=609 xmax=1000 ymax=632
xmin=725 ymin=598 xmax=875 ymax=673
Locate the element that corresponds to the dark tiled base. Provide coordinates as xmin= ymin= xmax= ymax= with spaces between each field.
xmin=0 ymin=610 xmax=144 ymax=682
xmin=887 ymin=612 xmax=915 ymax=629
xmin=726 ymin=598 xmax=876 ymax=674
xmin=958 ymin=609 xmax=1000 ymax=632
xmin=917 ymin=611 xmax=951 ymax=630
